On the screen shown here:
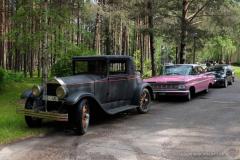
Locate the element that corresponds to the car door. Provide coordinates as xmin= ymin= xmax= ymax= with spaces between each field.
xmin=108 ymin=60 xmax=129 ymax=105
xmin=92 ymin=60 xmax=109 ymax=104
xmin=190 ymin=66 xmax=202 ymax=93
xmin=198 ymin=66 xmax=210 ymax=91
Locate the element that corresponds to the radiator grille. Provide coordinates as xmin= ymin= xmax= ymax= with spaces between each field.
xmin=47 ymin=83 xmax=60 ymax=96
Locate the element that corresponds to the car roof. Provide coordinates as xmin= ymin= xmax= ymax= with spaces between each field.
xmin=72 ymin=55 xmax=133 ymax=61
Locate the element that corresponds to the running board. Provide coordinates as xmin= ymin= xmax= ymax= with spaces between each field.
xmin=107 ymin=105 xmax=137 ymax=115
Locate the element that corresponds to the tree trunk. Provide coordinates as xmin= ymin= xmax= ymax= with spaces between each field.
xmin=0 ymin=0 xmax=7 ymax=69
xmin=104 ymin=18 xmax=111 ymax=55
xmin=42 ymin=0 xmax=48 ymax=85
xmin=179 ymin=0 xmax=189 ymax=64
xmin=93 ymin=12 xmax=100 ymax=54
xmin=147 ymin=0 xmax=156 ymax=76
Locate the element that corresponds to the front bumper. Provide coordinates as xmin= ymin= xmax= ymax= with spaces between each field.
xmin=153 ymin=90 xmax=189 ymax=96
xmin=213 ymin=79 xmax=225 ymax=86
xmin=17 ymin=107 xmax=68 ymax=122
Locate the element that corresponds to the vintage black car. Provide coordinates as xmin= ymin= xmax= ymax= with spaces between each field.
xmin=18 ymin=56 xmax=153 ymax=135
xmin=207 ymin=64 xmax=234 ymax=87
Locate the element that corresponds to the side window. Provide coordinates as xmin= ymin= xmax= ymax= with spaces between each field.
xmin=74 ymin=61 xmax=88 ymax=74
xmin=109 ymin=61 xmax=127 ymax=75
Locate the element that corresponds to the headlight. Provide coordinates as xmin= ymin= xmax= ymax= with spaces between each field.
xmin=178 ymin=84 xmax=186 ymax=90
xmin=32 ymin=85 xmax=42 ymax=97
xmin=56 ymin=86 xmax=68 ymax=99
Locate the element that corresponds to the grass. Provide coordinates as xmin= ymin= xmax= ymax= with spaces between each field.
xmin=0 ymin=79 xmax=48 ymax=144
xmin=232 ymin=66 xmax=240 ymax=79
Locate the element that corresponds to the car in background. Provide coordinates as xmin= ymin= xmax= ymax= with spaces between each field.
xmin=226 ymin=65 xmax=235 ymax=82
xmin=207 ymin=64 xmax=234 ymax=87
xmin=144 ymin=64 xmax=215 ymax=101
xmin=18 ymin=56 xmax=153 ymax=135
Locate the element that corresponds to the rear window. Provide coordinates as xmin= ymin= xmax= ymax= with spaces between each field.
xmin=109 ymin=61 xmax=127 ymax=75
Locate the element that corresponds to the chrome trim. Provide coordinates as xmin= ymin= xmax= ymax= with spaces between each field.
xmin=153 ymin=90 xmax=189 ymax=93
xmin=55 ymin=77 xmax=66 ymax=86
xmin=17 ymin=107 xmax=68 ymax=122
xmin=32 ymin=85 xmax=43 ymax=97
xmin=48 ymin=77 xmax=66 ymax=86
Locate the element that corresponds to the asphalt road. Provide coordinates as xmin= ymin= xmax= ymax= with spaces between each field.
xmin=1 ymin=81 xmax=240 ymax=160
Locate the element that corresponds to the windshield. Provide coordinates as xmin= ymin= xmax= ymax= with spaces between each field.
xmin=73 ymin=60 xmax=107 ymax=75
xmin=163 ymin=65 xmax=192 ymax=75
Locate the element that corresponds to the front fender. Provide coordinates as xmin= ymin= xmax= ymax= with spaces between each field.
xmin=132 ymin=82 xmax=153 ymax=105
xmin=64 ymin=91 xmax=100 ymax=106
xmin=20 ymin=90 xmax=33 ymax=99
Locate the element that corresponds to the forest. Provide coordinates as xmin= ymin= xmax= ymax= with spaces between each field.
xmin=0 ymin=0 xmax=240 ymax=79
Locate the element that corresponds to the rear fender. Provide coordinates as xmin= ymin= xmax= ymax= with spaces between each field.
xmin=132 ymin=82 xmax=153 ymax=105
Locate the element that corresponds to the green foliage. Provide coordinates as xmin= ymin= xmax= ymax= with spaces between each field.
xmin=0 ymin=80 xmax=47 ymax=144
xmin=5 ymin=70 xmax=24 ymax=82
xmin=51 ymin=44 xmax=96 ymax=77
xmin=233 ymin=66 xmax=240 ymax=79
xmin=143 ymin=60 xmax=152 ymax=78
xmin=0 ymin=68 xmax=24 ymax=91
xmin=133 ymin=50 xmax=141 ymax=71
xmin=133 ymin=50 xmax=153 ymax=78
xmin=200 ymin=36 xmax=236 ymax=62
xmin=0 ymin=68 xmax=6 ymax=86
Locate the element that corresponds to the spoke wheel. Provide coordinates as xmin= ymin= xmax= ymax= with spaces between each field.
xmin=71 ymin=99 xmax=90 ymax=135
xmin=81 ymin=104 xmax=90 ymax=131
xmin=25 ymin=98 xmax=42 ymax=128
xmin=137 ymin=89 xmax=151 ymax=114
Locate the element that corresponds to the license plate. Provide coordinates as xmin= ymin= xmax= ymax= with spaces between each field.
xmin=43 ymin=95 xmax=59 ymax=102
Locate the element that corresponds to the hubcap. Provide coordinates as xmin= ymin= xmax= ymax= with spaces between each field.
xmin=82 ymin=104 xmax=90 ymax=130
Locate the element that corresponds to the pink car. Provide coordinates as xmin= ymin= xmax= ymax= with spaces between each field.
xmin=144 ymin=64 xmax=215 ymax=101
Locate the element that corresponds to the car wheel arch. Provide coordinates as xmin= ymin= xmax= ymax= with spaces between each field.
xmin=145 ymin=86 xmax=154 ymax=100
xmin=208 ymin=83 xmax=213 ymax=88
xmin=68 ymin=95 xmax=107 ymax=124
xmin=132 ymin=83 xmax=153 ymax=105
xmin=81 ymin=96 xmax=106 ymax=116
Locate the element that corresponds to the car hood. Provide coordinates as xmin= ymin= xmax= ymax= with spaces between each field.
xmin=51 ymin=74 xmax=103 ymax=86
xmin=144 ymin=75 xmax=195 ymax=84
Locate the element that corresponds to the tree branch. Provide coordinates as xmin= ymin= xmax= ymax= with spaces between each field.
xmin=187 ymin=0 xmax=211 ymax=22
